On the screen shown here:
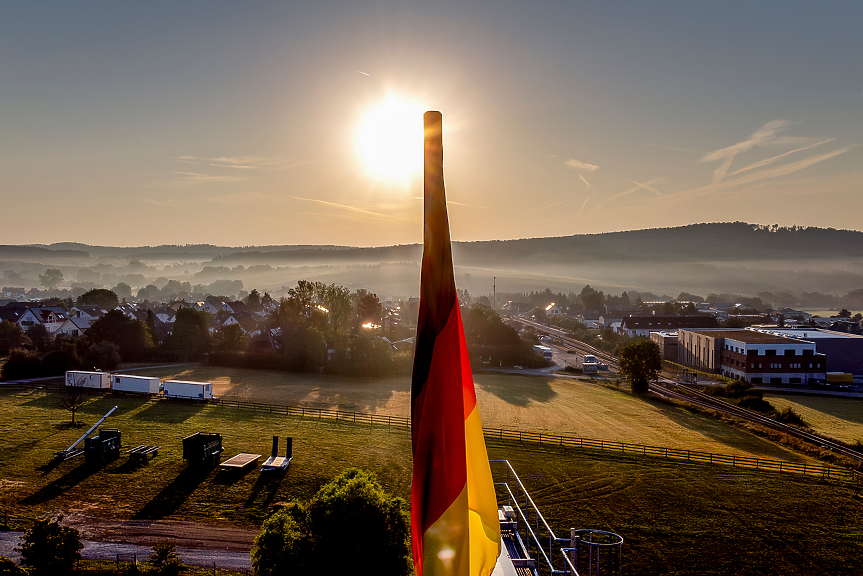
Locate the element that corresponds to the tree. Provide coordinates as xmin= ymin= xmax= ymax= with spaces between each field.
xmin=0 ymin=349 xmax=42 ymax=380
xmin=59 ymin=382 xmax=92 ymax=424
xmin=26 ymin=324 xmax=51 ymax=354
xmin=38 ymin=269 xmax=63 ymax=290
xmin=18 ymin=516 xmax=82 ymax=574
xmin=246 ymin=288 xmax=261 ymax=307
xmin=170 ymin=308 xmax=211 ymax=360
xmin=354 ymin=289 xmax=382 ymax=326
xmin=113 ymin=282 xmax=132 ymax=300
xmin=618 ymin=340 xmax=662 ymax=394
xmin=0 ymin=320 xmax=29 ymax=356
xmin=87 ymin=310 xmax=152 ymax=362
xmin=252 ymin=468 xmax=411 ymax=576
xmin=82 ymin=341 xmax=121 ymax=371
xmin=213 ymin=323 xmax=248 ymax=353
xmin=77 ymin=288 xmax=119 ymax=310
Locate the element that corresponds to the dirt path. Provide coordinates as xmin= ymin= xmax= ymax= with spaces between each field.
xmin=60 ymin=514 xmax=257 ymax=552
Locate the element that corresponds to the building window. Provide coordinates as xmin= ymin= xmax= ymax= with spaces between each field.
xmin=770 ymin=377 xmax=782 ymax=384
xmin=765 ymin=349 xmax=776 ymax=356
xmin=789 ymin=377 xmax=801 ymax=384
xmin=784 ymin=349 xmax=795 ymax=356
xmin=802 ymin=350 xmax=813 ymax=356
xmin=751 ymin=377 xmax=762 ymax=384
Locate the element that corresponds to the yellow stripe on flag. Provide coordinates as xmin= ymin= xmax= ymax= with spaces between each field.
xmin=466 ymin=406 xmax=501 ymax=576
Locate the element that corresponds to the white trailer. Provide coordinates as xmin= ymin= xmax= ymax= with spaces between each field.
xmin=65 ymin=371 xmax=111 ymax=389
xmin=163 ymin=380 xmax=214 ymax=400
xmin=112 ymin=374 xmax=161 ymax=395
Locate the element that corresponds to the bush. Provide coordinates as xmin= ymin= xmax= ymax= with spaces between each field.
xmin=0 ymin=349 xmax=42 ymax=381
xmin=0 ymin=556 xmax=25 ymax=576
xmin=148 ymin=541 xmax=183 ymax=576
xmin=736 ymin=395 xmax=773 ymax=413
xmin=774 ymin=407 xmax=808 ymax=427
xmin=252 ymin=468 xmax=411 ymax=576
xmin=18 ymin=516 xmax=82 ymax=574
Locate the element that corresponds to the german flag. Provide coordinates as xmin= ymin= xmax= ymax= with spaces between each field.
xmin=411 ymin=111 xmax=501 ymax=576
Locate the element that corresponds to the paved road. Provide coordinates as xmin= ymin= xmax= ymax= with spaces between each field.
xmin=0 ymin=532 xmax=252 ymax=572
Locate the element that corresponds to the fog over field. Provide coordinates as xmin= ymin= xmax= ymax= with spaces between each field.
xmin=5 ymin=222 xmax=863 ymax=308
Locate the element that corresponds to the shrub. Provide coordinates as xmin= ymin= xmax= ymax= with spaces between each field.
xmin=148 ymin=541 xmax=183 ymax=576
xmin=82 ymin=341 xmax=121 ymax=371
xmin=18 ymin=516 xmax=82 ymax=574
xmin=0 ymin=349 xmax=42 ymax=381
xmin=252 ymin=468 xmax=411 ymax=576
xmin=774 ymin=407 xmax=808 ymax=427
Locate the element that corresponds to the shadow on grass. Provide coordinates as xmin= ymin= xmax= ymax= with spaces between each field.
xmin=131 ymin=400 xmax=206 ymax=424
xmin=647 ymin=396 xmax=806 ymax=461
xmin=475 ymin=374 xmax=558 ymax=407
xmin=20 ymin=459 xmax=109 ymax=505
xmin=134 ymin=465 xmax=213 ymax=520
xmin=212 ymin=465 xmax=256 ymax=486
xmin=245 ymin=470 xmax=287 ymax=508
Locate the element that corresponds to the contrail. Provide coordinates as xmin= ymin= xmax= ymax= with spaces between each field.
xmin=578 ymin=174 xmax=593 ymax=190
xmin=291 ymin=196 xmax=388 ymax=217
xmin=357 ymin=70 xmax=370 ymax=76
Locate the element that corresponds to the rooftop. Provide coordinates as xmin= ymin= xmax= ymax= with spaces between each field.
xmin=689 ymin=329 xmax=805 ymax=344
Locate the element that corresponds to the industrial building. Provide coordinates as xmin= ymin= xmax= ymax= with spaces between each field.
xmin=678 ymin=329 xmax=826 ymax=385
xmin=747 ymin=327 xmax=863 ymax=376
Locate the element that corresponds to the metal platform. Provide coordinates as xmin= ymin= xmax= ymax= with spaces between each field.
xmin=261 ymin=455 xmax=292 ymax=471
xmin=219 ymin=453 xmax=261 ymax=470
xmin=127 ymin=445 xmax=160 ymax=462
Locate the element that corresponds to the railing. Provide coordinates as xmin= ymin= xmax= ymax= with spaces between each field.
xmin=491 ymin=459 xmax=572 ymax=576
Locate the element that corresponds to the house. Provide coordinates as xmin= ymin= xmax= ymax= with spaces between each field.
xmin=544 ymin=303 xmax=562 ymax=316
xmin=56 ymin=316 xmax=97 ymax=338
xmin=2 ymin=287 xmax=26 ymax=299
xmin=221 ymin=301 xmax=248 ymax=315
xmin=17 ymin=307 xmax=69 ymax=334
xmin=199 ymin=298 xmax=224 ymax=315
xmin=619 ymin=315 xmax=719 ymax=338
xmin=69 ymin=305 xmax=108 ymax=319
xmin=218 ymin=311 xmax=261 ymax=335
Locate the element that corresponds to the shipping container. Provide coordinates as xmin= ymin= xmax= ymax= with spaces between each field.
xmin=163 ymin=380 xmax=214 ymax=400
xmin=112 ymin=374 xmax=161 ymax=395
xmin=183 ymin=432 xmax=223 ymax=466
xmin=65 ymin=370 xmax=111 ymax=389
xmin=826 ymin=372 xmax=853 ymax=384
xmin=84 ymin=428 xmax=121 ymax=460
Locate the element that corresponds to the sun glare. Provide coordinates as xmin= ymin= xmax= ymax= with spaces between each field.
xmin=356 ymin=96 xmax=425 ymax=183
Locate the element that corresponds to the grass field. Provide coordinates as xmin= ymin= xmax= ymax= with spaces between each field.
xmin=127 ymin=364 xmax=816 ymax=461
xmin=0 ymin=389 xmax=861 ymax=576
xmin=764 ymin=393 xmax=863 ymax=445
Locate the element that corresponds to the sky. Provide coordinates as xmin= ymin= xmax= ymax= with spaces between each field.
xmin=1 ymin=1 xmax=861 ymax=247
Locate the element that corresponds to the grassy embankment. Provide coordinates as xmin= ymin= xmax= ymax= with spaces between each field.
xmin=765 ymin=393 xmax=863 ymax=445
xmin=1 ymin=388 xmax=861 ymax=575
xmin=128 ymin=365 xmax=816 ymax=461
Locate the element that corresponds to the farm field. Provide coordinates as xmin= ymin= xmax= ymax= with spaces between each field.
xmin=764 ymin=393 xmax=863 ymax=445
xmin=0 ymin=389 xmax=860 ymax=576
xmin=130 ymin=364 xmax=815 ymax=460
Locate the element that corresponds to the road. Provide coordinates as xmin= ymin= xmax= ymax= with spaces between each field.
xmin=0 ymin=531 xmax=252 ymax=572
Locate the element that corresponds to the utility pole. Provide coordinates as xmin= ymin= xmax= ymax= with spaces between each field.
xmin=493 ymin=276 xmax=496 ymax=311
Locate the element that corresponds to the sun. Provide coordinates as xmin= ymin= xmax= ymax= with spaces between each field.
xmin=356 ymin=96 xmax=425 ymax=183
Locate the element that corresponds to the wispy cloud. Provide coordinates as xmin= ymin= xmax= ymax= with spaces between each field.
xmin=586 ymin=178 xmax=664 ymax=215
xmin=698 ymin=120 xmax=793 ymax=183
xmin=174 ymin=172 xmax=248 ymax=183
xmin=525 ymin=196 xmax=576 ymax=215
xmin=291 ymin=196 xmax=393 ymax=219
xmin=176 ymin=156 xmax=302 ymax=170
xmin=728 ymin=139 xmax=834 ymax=176
xmin=668 ymin=144 xmax=857 ymax=201
xmin=576 ymin=194 xmax=595 ymax=218
xmin=412 ymin=197 xmax=491 ymax=209
xmin=564 ymin=159 xmax=599 ymax=172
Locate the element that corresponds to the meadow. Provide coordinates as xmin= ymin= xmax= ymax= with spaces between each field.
xmin=764 ymin=393 xmax=863 ymax=445
xmin=0 ymin=388 xmax=861 ymax=575
xmin=130 ymin=364 xmax=814 ymax=461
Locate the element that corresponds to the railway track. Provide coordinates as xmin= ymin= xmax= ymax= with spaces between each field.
xmin=512 ymin=316 xmax=863 ymax=464
xmin=651 ymin=379 xmax=863 ymax=463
